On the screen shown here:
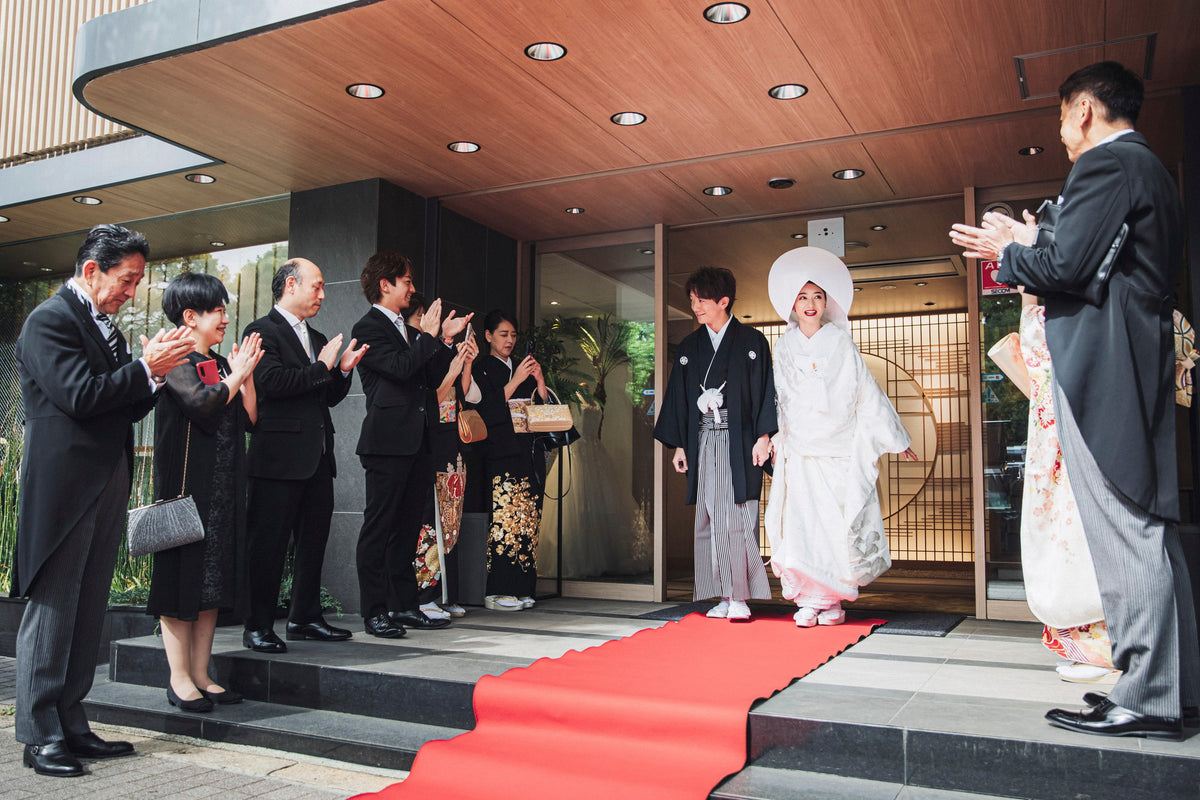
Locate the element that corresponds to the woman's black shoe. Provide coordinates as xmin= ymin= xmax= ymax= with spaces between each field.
xmin=167 ymin=686 xmax=214 ymax=712
xmin=200 ymin=687 xmax=244 ymax=705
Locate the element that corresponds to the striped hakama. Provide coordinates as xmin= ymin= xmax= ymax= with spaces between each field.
xmin=693 ymin=412 xmax=772 ymax=602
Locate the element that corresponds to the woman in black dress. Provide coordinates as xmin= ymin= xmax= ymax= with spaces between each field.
xmin=149 ymin=272 xmax=262 ymax=712
xmin=471 ymin=309 xmax=548 ymax=611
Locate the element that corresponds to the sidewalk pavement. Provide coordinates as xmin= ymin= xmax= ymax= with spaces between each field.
xmin=0 ymin=656 xmax=406 ymax=799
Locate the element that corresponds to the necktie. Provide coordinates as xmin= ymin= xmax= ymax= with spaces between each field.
xmin=396 ymin=318 xmax=409 ymax=343
xmin=296 ymin=321 xmax=314 ymax=362
xmin=95 ymin=312 xmax=122 ymax=361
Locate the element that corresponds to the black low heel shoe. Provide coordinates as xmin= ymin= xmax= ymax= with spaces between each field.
xmin=200 ymin=687 xmax=244 ymax=705
xmin=167 ymin=686 xmax=214 ymax=713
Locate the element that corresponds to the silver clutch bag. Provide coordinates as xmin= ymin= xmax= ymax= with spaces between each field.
xmin=126 ymin=419 xmax=205 ymax=557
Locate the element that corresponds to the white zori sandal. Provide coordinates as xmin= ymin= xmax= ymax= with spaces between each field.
xmin=794 ymin=607 xmax=819 ymax=628
xmin=817 ymin=606 xmax=845 ymax=626
xmin=706 ymin=599 xmax=730 ymax=618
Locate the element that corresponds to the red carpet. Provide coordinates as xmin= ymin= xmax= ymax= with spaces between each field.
xmin=351 ymin=613 xmax=880 ymax=800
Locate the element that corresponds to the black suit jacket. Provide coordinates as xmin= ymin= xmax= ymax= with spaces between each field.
xmin=12 ymin=284 xmax=157 ymax=596
xmin=244 ymin=308 xmax=352 ymax=480
xmin=998 ymin=132 xmax=1183 ymax=519
xmin=352 ymin=307 xmax=453 ymax=457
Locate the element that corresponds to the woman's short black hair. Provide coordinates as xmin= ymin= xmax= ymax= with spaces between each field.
xmin=684 ymin=266 xmax=737 ymax=313
xmin=483 ymin=308 xmax=518 ymax=334
xmin=408 ymin=292 xmax=427 ymax=314
xmin=163 ymin=272 xmax=230 ymax=326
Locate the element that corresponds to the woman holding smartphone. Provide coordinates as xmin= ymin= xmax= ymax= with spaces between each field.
xmin=148 ymin=272 xmax=262 ymax=711
xmin=470 ymin=309 xmax=548 ymax=611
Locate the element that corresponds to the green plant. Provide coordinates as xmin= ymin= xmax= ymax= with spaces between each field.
xmin=276 ymin=554 xmax=344 ymax=618
xmin=0 ymin=411 xmax=22 ymax=595
xmin=526 ymin=317 xmax=592 ymax=406
xmin=575 ymin=314 xmax=633 ymax=440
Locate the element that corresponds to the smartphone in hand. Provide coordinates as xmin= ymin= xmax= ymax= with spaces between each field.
xmin=196 ymin=358 xmax=220 ymax=386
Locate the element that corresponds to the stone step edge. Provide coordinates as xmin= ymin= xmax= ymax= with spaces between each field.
xmin=83 ymin=677 xmax=465 ymax=772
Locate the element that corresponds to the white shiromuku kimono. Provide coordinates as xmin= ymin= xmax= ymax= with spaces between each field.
xmin=764 ymin=322 xmax=911 ymax=605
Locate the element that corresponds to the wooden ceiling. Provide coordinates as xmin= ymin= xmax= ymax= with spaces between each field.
xmin=1 ymin=0 xmax=1197 ymax=292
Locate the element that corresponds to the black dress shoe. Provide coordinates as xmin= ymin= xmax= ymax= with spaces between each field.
xmin=286 ymin=618 xmax=352 ymax=641
xmin=1084 ymin=690 xmax=1200 ymax=728
xmin=66 ymin=732 xmax=134 ymax=759
xmin=390 ymin=609 xmax=452 ymax=630
xmin=364 ymin=613 xmax=406 ymax=638
xmin=1047 ymin=699 xmax=1182 ymax=739
xmin=199 ymin=687 xmax=244 ymax=705
xmin=243 ymin=628 xmax=288 ymax=653
xmin=23 ymin=742 xmax=84 ymax=777
xmin=168 ymin=685 xmax=214 ymax=713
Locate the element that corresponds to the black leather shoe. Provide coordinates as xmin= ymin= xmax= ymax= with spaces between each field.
xmin=286 ymin=618 xmax=352 ymax=641
xmin=199 ymin=687 xmax=244 ymax=705
xmin=390 ymin=609 xmax=452 ymax=630
xmin=168 ymin=685 xmax=214 ymax=713
xmin=1047 ymin=699 xmax=1182 ymax=739
xmin=365 ymin=613 xmax=406 ymax=638
xmin=243 ymin=628 xmax=287 ymax=653
xmin=1084 ymin=690 xmax=1200 ymax=728
xmin=23 ymin=742 xmax=84 ymax=777
xmin=66 ymin=732 xmax=134 ymax=759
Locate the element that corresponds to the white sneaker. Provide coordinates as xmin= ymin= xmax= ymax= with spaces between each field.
xmin=706 ymin=600 xmax=730 ymax=618
xmin=419 ymin=602 xmax=451 ymax=620
xmin=817 ymin=606 xmax=845 ymax=626
xmin=518 ymin=596 xmax=536 ymax=609
xmin=794 ymin=607 xmax=818 ymax=627
xmin=727 ymin=600 xmax=752 ymax=621
xmin=441 ymin=604 xmax=466 ymax=618
xmin=484 ymin=595 xmax=524 ymax=611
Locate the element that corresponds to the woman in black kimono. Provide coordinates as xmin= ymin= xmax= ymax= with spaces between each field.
xmin=470 ymin=309 xmax=548 ymax=611
xmin=148 ymin=272 xmax=261 ymax=711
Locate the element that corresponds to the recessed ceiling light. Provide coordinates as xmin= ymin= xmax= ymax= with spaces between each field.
xmin=525 ymin=42 xmax=566 ymax=61
xmin=832 ymin=168 xmax=864 ymax=180
xmin=1018 ymin=146 xmax=1044 ymax=156
xmin=768 ymin=84 xmax=808 ymax=100
xmin=914 ymin=281 xmax=928 ymax=287
xmin=346 ymin=83 xmax=384 ymax=99
xmin=611 ymin=111 xmax=646 ymax=126
xmin=549 ymin=300 xmax=559 ymax=305
xmin=73 ymin=195 xmax=101 ymax=205
xmin=638 ymin=247 xmax=655 ymax=255
xmin=565 ymin=206 xmax=585 ymax=214
xmin=0 ymin=214 xmax=8 ymax=222
xmin=845 ymin=241 xmax=868 ymax=249
xmin=704 ymin=3 xmax=749 ymax=23
xmin=880 ymin=284 xmax=897 ymax=290
xmin=869 ymin=224 xmax=887 ymax=231
xmin=585 ymin=314 xmax=593 ymax=318
xmin=210 ymin=241 xmax=226 ymax=248
xmin=924 ymin=301 xmax=936 ymax=306
xmin=767 ymin=178 xmax=795 ymax=189
xmin=742 ymin=315 xmax=751 ymax=319
xmin=185 ymin=173 xmax=215 ymax=184
xmin=853 ymin=286 xmax=862 ymax=292
xmin=790 ymin=232 xmax=807 ymax=240
xmin=40 ymin=267 xmax=53 ymax=272
xmin=703 ymin=185 xmax=733 ymax=196
xmin=448 ymin=141 xmax=480 ymax=153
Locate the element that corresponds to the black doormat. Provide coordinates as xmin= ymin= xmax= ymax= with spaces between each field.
xmin=639 ymin=602 xmax=965 ymax=637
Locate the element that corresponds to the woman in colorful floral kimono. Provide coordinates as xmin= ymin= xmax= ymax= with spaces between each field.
xmin=405 ymin=295 xmax=479 ymax=621
xmin=764 ymin=247 xmax=916 ymax=627
xmin=469 ymin=309 xmax=548 ymax=611
xmin=1015 ymin=289 xmax=1114 ymax=681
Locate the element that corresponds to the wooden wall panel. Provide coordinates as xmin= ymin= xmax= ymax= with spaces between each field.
xmin=0 ymin=0 xmax=148 ymax=160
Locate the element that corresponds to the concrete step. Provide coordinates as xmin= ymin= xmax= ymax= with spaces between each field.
xmin=711 ymin=765 xmax=1023 ymax=800
xmin=83 ymin=674 xmax=461 ymax=771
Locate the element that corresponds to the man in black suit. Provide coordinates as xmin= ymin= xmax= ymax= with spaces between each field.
xmin=351 ymin=252 xmax=472 ymax=637
xmin=952 ymin=61 xmax=1200 ymax=739
xmin=242 ymin=258 xmax=367 ymax=653
xmin=13 ymin=224 xmax=194 ymax=776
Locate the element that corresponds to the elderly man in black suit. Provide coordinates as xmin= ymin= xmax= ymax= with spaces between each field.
xmin=351 ymin=252 xmax=473 ymax=637
xmin=13 ymin=224 xmax=195 ymax=777
xmin=952 ymin=61 xmax=1200 ymax=739
xmin=241 ymin=258 xmax=367 ymax=653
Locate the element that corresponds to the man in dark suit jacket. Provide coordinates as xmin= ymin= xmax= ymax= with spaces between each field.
xmin=241 ymin=258 xmax=367 ymax=653
xmin=351 ymin=252 xmax=472 ymax=637
xmin=13 ymin=224 xmax=194 ymax=777
xmin=952 ymin=61 xmax=1200 ymax=739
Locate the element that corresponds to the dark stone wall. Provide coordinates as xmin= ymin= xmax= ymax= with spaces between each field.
xmin=287 ymin=179 xmax=516 ymax=615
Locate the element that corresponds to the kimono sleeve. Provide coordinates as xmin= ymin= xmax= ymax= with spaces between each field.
xmin=654 ymin=351 xmax=689 ymax=449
